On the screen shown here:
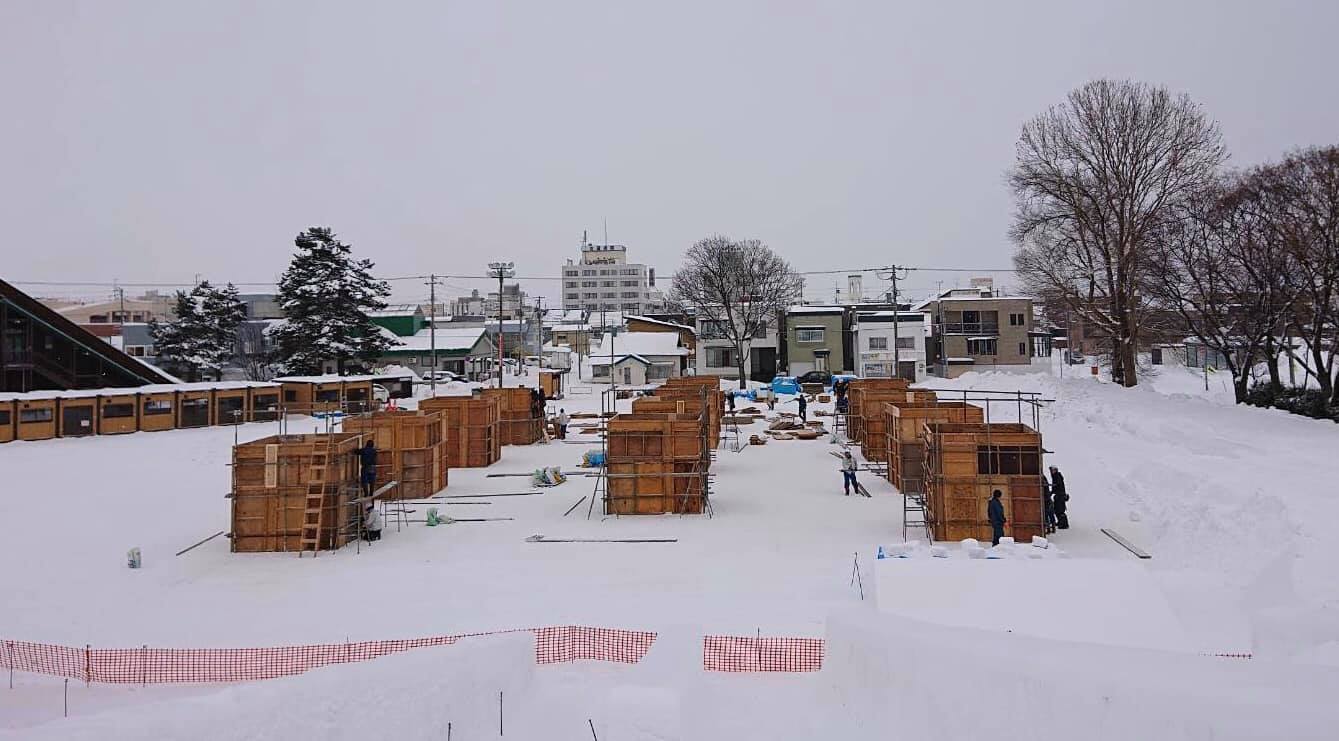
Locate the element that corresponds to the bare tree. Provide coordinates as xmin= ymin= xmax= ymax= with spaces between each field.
xmin=1258 ymin=146 xmax=1339 ymax=404
xmin=1147 ymin=177 xmax=1296 ymax=402
xmin=235 ymin=322 xmax=278 ymax=381
xmin=671 ymin=235 xmax=802 ymax=389
xmin=1010 ymin=79 xmax=1227 ymax=387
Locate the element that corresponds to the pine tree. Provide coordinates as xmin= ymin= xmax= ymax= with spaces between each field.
xmin=149 ymin=281 xmax=246 ymax=381
xmin=271 ymin=227 xmax=396 ymax=375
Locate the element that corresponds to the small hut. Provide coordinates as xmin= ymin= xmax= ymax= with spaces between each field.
xmin=213 ymin=385 xmax=251 ymax=426
xmin=420 ymin=393 xmax=501 ymax=468
xmin=342 ymin=379 xmax=374 ymax=413
xmin=481 ymin=387 xmax=543 ymax=445
xmin=884 ymin=402 xmax=984 ymax=493
xmin=924 ymin=422 xmax=1045 ymax=544
xmin=341 ymin=410 xmax=448 ymax=499
xmin=176 ymin=387 xmax=214 ymax=428
xmin=14 ymin=394 xmax=57 ymax=441
xmin=0 ymin=398 xmax=15 ymax=443
xmin=538 ymin=369 xmax=564 ymax=400
xmin=97 ymin=390 xmax=140 ymax=435
xmin=56 ymin=393 xmax=99 ymax=437
xmin=138 ymin=387 xmax=178 ymax=432
xmin=230 ymin=433 xmax=365 ymax=553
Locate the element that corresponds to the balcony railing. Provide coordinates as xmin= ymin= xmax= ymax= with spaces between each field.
xmin=941 ymin=322 xmax=999 ymax=335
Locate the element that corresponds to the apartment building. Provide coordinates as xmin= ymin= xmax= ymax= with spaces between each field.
xmin=694 ymin=309 xmax=780 ymax=382
xmin=783 ymin=306 xmax=848 ymax=376
xmin=560 ymin=239 xmax=665 ymax=315
xmin=917 ymin=280 xmax=1040 ymax=378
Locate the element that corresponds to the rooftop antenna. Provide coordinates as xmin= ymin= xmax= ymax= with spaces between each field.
xmin=603 ymin=218 xmax=608 ymax=247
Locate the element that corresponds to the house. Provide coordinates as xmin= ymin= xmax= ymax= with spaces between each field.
xmin=540 ymin=343 xmax=573 ymax=370
xmin=47 ymin=290 xmax=177 ymax=325
xmin=694 ymin=309 xmax=781 ymax=382
xmin=368 ymin=305 xmax=427 ymax=338
xmin=853 ymin=311 xmax=928 ymax=381
xmin=376 ymin=327 xmax=496 ymax=381
xmin=625 ymin=314 xmax=697 ymax=354
xmin=589 ymin=331 xmax=691 ymax=384
xmin=917 ymin=281 xmax=1041 ymax=378
xmin=783 ymin=306 xmax=848 ymax=376
xmin=1 ymin=278 xmax=177 ymax=391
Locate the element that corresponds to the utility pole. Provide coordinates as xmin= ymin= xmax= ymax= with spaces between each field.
xmin=877 ymin=265 xmax=912 ymax=380
xmin=426 ymin=274 xmax=442 ymax=394
xmin=487 ymin=262 xmax=515 ymax=388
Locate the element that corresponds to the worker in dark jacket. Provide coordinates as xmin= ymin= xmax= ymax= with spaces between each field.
xmin=1050 ymin=466 xmax=1069 ymax=530
xmin=358 ymin=439 xmax=378 ymax=498
xmin=794 ymin=394 xmax=808 ymax=422
xmin=988 ymin=489 xmax=1006 ymax=546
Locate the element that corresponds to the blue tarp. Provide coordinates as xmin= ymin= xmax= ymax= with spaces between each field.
xmin=771 ymin=375 xmax=800 ymax=395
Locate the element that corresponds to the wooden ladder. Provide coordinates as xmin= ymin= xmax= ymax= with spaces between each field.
xmin=298 ymin=441 xmax=333 ymax=557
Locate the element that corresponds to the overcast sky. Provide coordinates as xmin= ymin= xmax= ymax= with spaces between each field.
xmin=2 ymin=1 xmax=1336 ymax=305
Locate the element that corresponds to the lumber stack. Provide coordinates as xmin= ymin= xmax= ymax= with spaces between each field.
xmin=481 ymin=387 xmax=543 ymax=445
xmin=604 ymin=412 xmax=708 ymax=515
xmin=230 ymin=433 xmax=363 ymax=552
xmin=883 ymin=402 xmax=984 ymax=493
xmin=341 ymin=410 xmax=449 ymax=499
xmin=420 ymin=394 xmax=502 ymax=468
xmin=923 ymin=422 xmax=1045 ymax=543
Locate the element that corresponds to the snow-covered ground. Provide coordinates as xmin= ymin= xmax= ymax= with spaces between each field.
xmin=3 ymin=362 xmax=1338 ymax=737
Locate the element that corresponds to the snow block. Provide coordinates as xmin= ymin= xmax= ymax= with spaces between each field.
xmin=959 ymin=538 xmax=980 ymax=550
xmin=1031 ymin=536 xmax=1049 ymax=548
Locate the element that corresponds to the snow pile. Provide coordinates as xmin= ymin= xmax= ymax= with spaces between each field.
xmin=822 ymin=609 xmax=1339 ymax=740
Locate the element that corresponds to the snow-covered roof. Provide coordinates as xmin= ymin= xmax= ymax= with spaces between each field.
xmin=274 ymin=372 xmax=414 ymax=383
xmin=787 ymin=305 xmax=845 ymax=315
xmin=589 ymin=354 xmax=653 ymax=367
xmin=550 ymin=323 xmax=591 ymax=332
xmin=0 ymin=381 xmax=283 ymax=402
xmin=855 ymin=311 xmax=925 ymax=321
xmin=966 ymin=336 xmax=997 ymax=341
xmin=624 ymin=314 xmax=695 ymax=333
xmin=385 ymin=328 xmax=489 ymax=353
xmin=591 ymin=331 xmax=688 ymax=358
xmin=367 ymin=305 xmax=422 ymax=317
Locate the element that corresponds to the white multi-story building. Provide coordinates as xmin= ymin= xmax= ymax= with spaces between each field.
xmin=852 ymin=311 xmax=929 ymax=381
xmin=561 ymin=239 xmax=665 ymax=316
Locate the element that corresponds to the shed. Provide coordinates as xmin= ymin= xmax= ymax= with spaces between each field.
xmin=341 ymin=411 xmax=448 ymax=499
xmin=138 ymin=388 xmax=178 ymax=432
xmin=924 ymin=422 xmax=1045 ymax=544
xmin=97 ymin=391 xmax=141 ymax=435
xmin=884 ymin=402 xmax=985 ymax=493
xmin=57 ymin=394 xmax=99 ymax=437
xmin=342 ymin=379 xmax=374 ymax=413
xmin=230 ymin=433 xmax=365 ymax=553
xmin=177 ymin=387 xmax=214 ymax=428
xmin=0 ymin=398 xmax=14 ymax=443
xmin=538 ymin=369 xmax=564 ymax=400
xmin=419 ymin=394 xmax=501 ymax=468
xmin=14 ymin=395 xmax=57 ymax=440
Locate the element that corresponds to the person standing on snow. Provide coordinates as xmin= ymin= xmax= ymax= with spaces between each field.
xmin=358 ymin=439 xmax=378 ymax=499
xmin=1050 ymin=466 xmax=1069 ymax=530
xmin=794 ymin=394 xmax=808 ymax=422
xmin=988 ymin=489 xmax=1007 ymax=546
xmin=839 ymin=450 xmax=859 ymax=496
xmin=1042 ymin=474 xmax=1057 ymax=534
xmin=363 ymin=502 xmax=383 ymax=542
xmin=555 ymin=408 xmax=570 ymax=440
xmin=726 ymin=392 xmax=736 ymax=412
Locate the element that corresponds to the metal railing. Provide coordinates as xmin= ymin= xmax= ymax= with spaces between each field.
xmin=940 ymin=321 xmax=999 ymax=335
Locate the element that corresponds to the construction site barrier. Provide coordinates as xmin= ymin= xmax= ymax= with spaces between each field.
xmin=701 ymin=635 xmax=826 ymax=673
xmin=0 ymin=633 xmax=1249 ymax=685
xmin=0 ymin=626 xmax=658 ymax=685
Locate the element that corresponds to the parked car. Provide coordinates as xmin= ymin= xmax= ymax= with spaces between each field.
xmin=426 ymin=370 xmax=462 ymax=382
xmin=796 ymin=370 xmax=833 ymax=387
xmin=372 ymin=384 xmax=390 ymax=403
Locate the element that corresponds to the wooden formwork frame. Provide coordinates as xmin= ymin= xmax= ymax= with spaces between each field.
xmin=340 ymin=410 xmax=448 ymax=500
xmin=419 ymin=394 xmax=501 ymax=468
xmin=593 ymin=386 xmax=713 ymax=518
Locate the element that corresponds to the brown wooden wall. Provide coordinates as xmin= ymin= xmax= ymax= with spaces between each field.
xmin=885 ymin=402 xmax=985 ymax=493
xmin=419 ymin=395 xmax=501 ymax=468
xmin=342 ymin=410 xmax=448 ymax=499
xmin=231 ymin=433 xmax=364 ymax=552
xmin=924 ymin=423 xmax=1045 ymax=544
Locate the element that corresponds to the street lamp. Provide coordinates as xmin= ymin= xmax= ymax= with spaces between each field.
xmin=487 ymin=261 xmax=515 ymax=388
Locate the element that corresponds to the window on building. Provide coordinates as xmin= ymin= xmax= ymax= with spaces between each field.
xmin=599 ymin=269 xmax=612 ymax=276
xmin=101 ymin=403 xmax=135 ymax=418
xmin=89 ymin=314 xmax=108 ymax=323
xmin=967 ymin=338 xmax=997 ymax=355
xmin=565 ymin=293 xmax=578 ymax=300
xmin=622 ymin=303 xmax=640 ymax=310
xmin=706 ymin=347 xmax=737 ymax=367
xmin=583 ymin=292 xmax=598 ymax=299
xmin=564 ymin=269 xmax=578 ymax=277
xmin=581 ymin=281 xmax=596 ymax=288
xmin=1009 ymin=313 xmax=1026 ymax=326
xmin=621 ymin=280 xmax=638 ymax=287
xmin=753 ymin=323 xmax=768 ymax=339
xmin=795 ymin=327 xmax=824 ymax=343
xmin=700 ymin=320 xmax=727 ymax=339
xmin=582 ymin=270 xmax=596 ymax=276
xmin=896 ymin=336 xmax=915 ymax=350
xmin=602 ymin=292 xmax=616 ymax=299
xmin=125 ymin=346 xmax=148 ymax=357
xmin=0 ymin=410 xmax=8 ymax=425
xmin=144 ymin=399 xmax=173 ymax=415
xmin=565 ymin=281 xmax=577 ymax=288
xmin=868 ymin=336 xmax=888 ymax=350
xmin=19 ymin=407 xmax=52 ymax=423
xmin=601 ymin=281 xmax=615 ymax=287
xmin=1019 ymin=342 xmax=1027 ymax=356
xmin=620 ymin=292 xmax=638 ymax=298
xmin=621 ymin=268 xmax=640 ymax=275
xmin=591 ymin=364 xmax=610 ymax=378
